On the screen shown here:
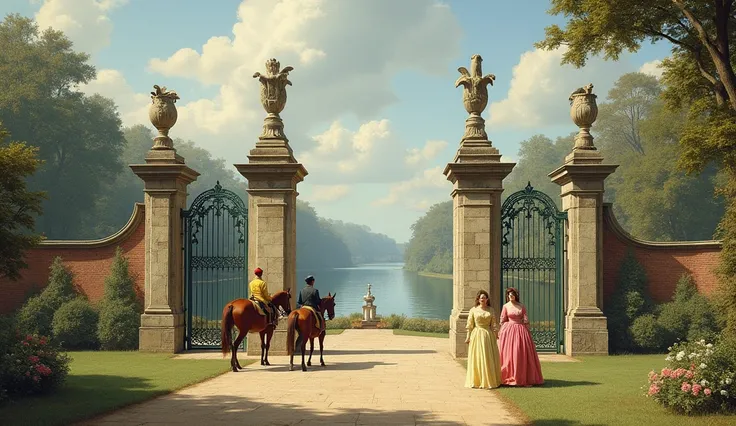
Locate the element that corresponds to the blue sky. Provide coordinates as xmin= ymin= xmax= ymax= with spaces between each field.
xmin=1 ymin=0 xmax=671 ymax=243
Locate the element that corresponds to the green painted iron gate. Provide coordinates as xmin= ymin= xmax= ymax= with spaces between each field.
xmin=500 ymin=182 xmax=566 ymax=353
xmin=183 ymin=182 xmax=248 ymax=349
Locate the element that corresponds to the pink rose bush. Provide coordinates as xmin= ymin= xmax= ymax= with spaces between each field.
xmin=646 ymin=339 xmax=736 ymax=414
xmin=0 ymin=331 xmax=70 ymax=401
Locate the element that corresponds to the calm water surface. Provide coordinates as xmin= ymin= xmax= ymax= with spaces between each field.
xmin=297 ymin=263 xmax=452 ymax=319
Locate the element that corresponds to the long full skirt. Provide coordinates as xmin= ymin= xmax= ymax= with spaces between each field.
xmin=464 ymin=327 xmax=502 ymax=389
xmin=498 ymin=323 xmax=544 ymax=386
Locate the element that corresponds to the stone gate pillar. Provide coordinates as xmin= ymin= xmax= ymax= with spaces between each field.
xmin=445 ymin=55 xmax=515 ymax=358
xmin=549 ymin=84 xmax=618 ymax=356
xmin=131 ymin=86 xmax=199 ymax=353
xmin=235 ymin=59 xmax=307 ymax=356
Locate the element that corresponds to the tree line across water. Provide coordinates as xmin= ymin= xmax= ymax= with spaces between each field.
xmin=0 ymin=14 xmax=400 ymax=277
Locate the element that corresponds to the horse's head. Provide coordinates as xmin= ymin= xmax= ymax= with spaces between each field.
xmin=320 ymin=292 xmax=337 ymax=320
xmin=272 ymin=289 xmax=292 ymax=316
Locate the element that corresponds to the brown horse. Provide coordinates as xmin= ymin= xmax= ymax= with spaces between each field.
xmin=286 ymin=293 xmax=337 ymax=372
xmin=220 ymin=290 xmax=292 ymax=372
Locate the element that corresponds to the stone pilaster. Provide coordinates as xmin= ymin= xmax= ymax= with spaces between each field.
xmin=444 ymin=141 xmax=514 ymax=358
xmin=549 ymin=150 xmax=617 ymax=355
xmin=235 ymin=140 xmax=307 ymax=356
xmin=130 ymin=149 xmax=199 ymax=353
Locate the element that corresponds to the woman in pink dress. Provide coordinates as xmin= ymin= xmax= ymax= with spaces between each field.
xmin=497 ymin=287 xmax=544 ymax=386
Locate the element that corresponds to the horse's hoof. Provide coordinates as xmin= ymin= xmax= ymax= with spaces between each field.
xmin=307 ymin=361 xmax=312 ymax=366
xmin=320 ymin=362 xmax=326 ymax=367
xmin=301 ymin=366 xmax=307 ymax=372
xmin=289 ymin=365 xmax=294 ymax=371
xmin=231 ymin=367 xmax=238 ymax=373
xmin=265 ymin=361 xmax=271 ymax=366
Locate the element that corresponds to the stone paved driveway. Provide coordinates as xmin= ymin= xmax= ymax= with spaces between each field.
xmin=82 ymin=330 xmax=526 ymax=425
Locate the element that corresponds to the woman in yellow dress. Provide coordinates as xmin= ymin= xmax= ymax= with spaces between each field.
xmin=464 ymin=289 xmax=502 ymax=389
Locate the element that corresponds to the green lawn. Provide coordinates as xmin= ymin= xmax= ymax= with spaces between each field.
xmin=326 ymin=329 xmax=344 ymax=335
xmin=0 ymin=351 xmax=245 ymax=426
xmin=393 ymin=329 xmax=448 ymax=338
xmin=463 ymin=355 xmax=735 ymax=425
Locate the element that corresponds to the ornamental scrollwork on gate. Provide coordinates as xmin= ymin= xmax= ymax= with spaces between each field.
xmin=182 ymin=181 xmax=248 ymax=246
xmin=500 ymin=182 xmax=565 ymax=248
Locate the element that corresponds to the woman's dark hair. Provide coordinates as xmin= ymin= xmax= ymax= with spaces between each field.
xmin=474 ymin=290 xmax=490 ymax=306
xmin=505 ymin=287 xmax=520 ymax=302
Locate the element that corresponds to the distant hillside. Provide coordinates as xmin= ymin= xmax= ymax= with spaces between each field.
xmin=325 ymin=219 xmax=403 ymax=264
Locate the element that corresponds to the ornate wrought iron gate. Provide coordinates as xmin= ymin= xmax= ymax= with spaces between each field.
xmin=183 ymin=182 xmax=248 ymax=349
xmin=500 ymin=183 xmax=566 ymax=353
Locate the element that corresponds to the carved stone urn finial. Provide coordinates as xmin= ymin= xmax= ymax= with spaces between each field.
xmin=455 ymin=54 xmax=496 ymax=142
xmin=148 ymin=85 xmax=180 ymax=150
xmin=569 ymin=83 xmax=598 ymax=150
xmin=253 ymin=58 xmax=294 ymax=141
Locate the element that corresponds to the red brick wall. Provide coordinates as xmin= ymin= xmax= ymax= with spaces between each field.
xmin=0 ymin=204 xmax=146 ymax=315
xmin=602 ymin=203 xmax=722 ymax=304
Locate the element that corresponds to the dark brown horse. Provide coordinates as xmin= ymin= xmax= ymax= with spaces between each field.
xmin=286 ymin=293 xmax=337 ymax=372
xmin=221 ymin=290 xmax=292 ymax=372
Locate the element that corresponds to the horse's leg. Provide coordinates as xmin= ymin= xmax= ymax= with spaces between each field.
xmin=263 ymin=326 xmax=273 ymax=366
xmin=232 ymin=331 xmax=246 ymax=371
xmin=319 ymin=330 xmax=326 ymax=367
xmin=291 ymin=329 xmax=303 ymax=372
xmin=307 ymin=336 xmax=315 ymax=366
xmin=259 ymin=330 xmax=267 ymax=366
xmin=300 ymin=326 xmax=308 ymax=372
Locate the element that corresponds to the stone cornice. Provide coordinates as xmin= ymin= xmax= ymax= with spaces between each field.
xmin=443 ymin=161 xmax=515 ymax=184
xmin=603 ymin=203 xmax=722 ymax=250
xmin=548 ymin=163 xmax=619 ymax=186
xmin=234 ymin=162 xmax=308 ymax=186
xmin=36 ymin=203 xmax=145 ymax=249
xmin=129 ymin=162 xmax=200 ymax=184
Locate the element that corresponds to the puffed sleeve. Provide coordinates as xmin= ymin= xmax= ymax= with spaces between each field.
xmin=466 ymin=308 xmax=476 ymax=333
xmin=500 ymin=305 xmax=508 ymax=324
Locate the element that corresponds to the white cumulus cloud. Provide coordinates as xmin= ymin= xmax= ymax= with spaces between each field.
xmin=405 ymin=140 xmax=448 ymax=165
xmin=34 ymin=0 xmax=127 ymax=55
xmin=488 ymin=47 xmax=631 ymax=129
xmin=639 ymin=59 xmax=664 ymax=79
xmin=373 ymin=166 xmax=448 ymax=208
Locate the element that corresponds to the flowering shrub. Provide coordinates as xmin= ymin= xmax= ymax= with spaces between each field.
xmin=0 ymin=332 xmax=70 ymax=400
xmin=646 ymin=339 xmax=736 ymax=414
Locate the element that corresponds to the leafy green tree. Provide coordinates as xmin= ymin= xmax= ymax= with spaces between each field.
xmin=403 ymin=201 xmax=453 ymax=274
xmin=503 ymin=134 xmax=570 ymax=204
xmin=537 ymin=0 xmax=736 ymax=336
xmin=296 ymin=201 xmax=353 ymax=270
xmin=97 ymin=248 xmax=141 ymax=350
xmin=326 ymin=220 xmax=401 ymax=264
xmin=0 ymin=122 xmax=45 ymax=279
xmin=0 ymin=14 xmax=125 ymax=238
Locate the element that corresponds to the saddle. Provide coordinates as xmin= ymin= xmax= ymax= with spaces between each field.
xmin=249 ymin=297 xmax=273 ymax=320
xmin=302 ymin=306 xmax=325 ymax=331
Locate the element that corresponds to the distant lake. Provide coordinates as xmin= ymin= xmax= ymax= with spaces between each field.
xmin=296 ymin=263 xmax=452 ymax=319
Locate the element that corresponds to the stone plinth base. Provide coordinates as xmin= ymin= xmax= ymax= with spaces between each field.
xmin=564 ymin=314 xmax=609 ymax=356
xmin=449 ymin=312 xmax=468 ymax=359
xmin=361 ymin=320 xmax=378 ymax=329
xmin=246 ymin=319 xmax=290 ymax=356
xmin=139 ymin=313 xmax=185 ymax=353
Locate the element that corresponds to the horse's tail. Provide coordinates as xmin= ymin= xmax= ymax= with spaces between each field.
xmin=286 ymin=310 xmax=298 ymax=356
xmin=221 ymin=304 xmax=234 ymax=357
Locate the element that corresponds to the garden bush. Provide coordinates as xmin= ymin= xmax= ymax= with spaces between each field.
xmin=631 ymin=313 xmax=668 ymax=352
xmin=634 ymin=275 xmax=723 ymax=352
xmin=0 ymin=331 xmax=70 ymax=401
xmin=605 ymin=250 xmax=654 ymax=353
xmin=378 ymin=314 xmax=406 ymax=329
xmin=97 ymin=248 xmax=142 ymax=350
xmin=646 ymin=338 xmax=736 ymax=414
xmin=52 ymin=297 xmax=99 ymax=350
xmin=97 ymin=300 xmax=141 ymax=350
xmin=15 ymin=257 xmax=77 ymax=337
xmin=400 ymin=317 xmax=450 ymax=334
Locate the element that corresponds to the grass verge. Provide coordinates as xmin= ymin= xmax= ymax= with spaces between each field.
xmin=0 ymin=351 xmax=244 ymax=426
xmin=461 ymin=355 xmax=735 ymax=425
xmin=325 ymin=329 xmax=344 ymax=335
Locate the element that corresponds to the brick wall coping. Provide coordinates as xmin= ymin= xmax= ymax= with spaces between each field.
xmin=603 ymin=203 xmax=722 ymax=250
xmin=36 ymin=203 xmax=145 ymax=249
